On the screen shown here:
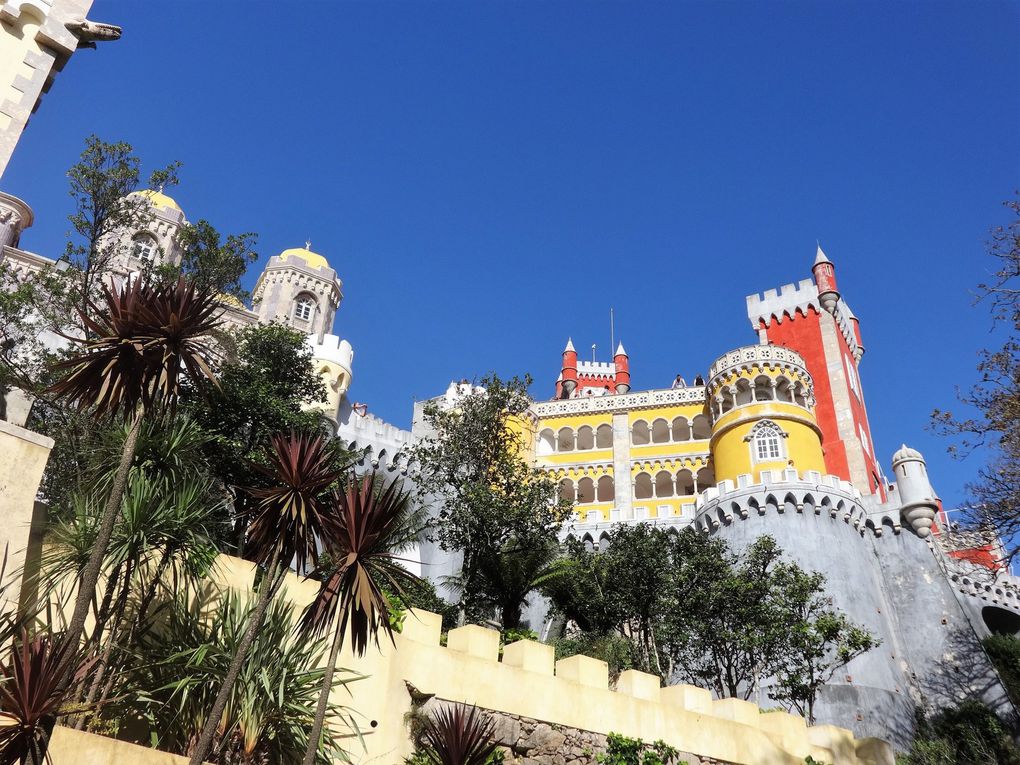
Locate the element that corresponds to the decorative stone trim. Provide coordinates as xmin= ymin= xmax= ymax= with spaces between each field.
xmin=531 ymin=386 xmax=708 ymax=417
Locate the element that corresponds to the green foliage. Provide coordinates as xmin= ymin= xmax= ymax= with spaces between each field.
xmin=181 ymin=322 xmax=331 ymax=546
xmin=596 ymin=732 xmax=685 ymax=765
xmin=445 ymin=536 xmax=564 ymax=630
xmin=411 ymin=374 xmax=572 ymax=620
xmin=63 ymin=135 xmax=180 ymax=318
xmin=383 ymin=575 xmax=459 ymax=633
xmin=153 ymin=219 xmax=258 ymax=301
xmin=551 ymin=633 xmax=635 ymax=682
xmin=983 ymin=633 xmax=1020 ymax=706
xmin=931 ymin=196 xmax=1020 ymax=561
xmin=544 ymin=525 xmax=877 ymax=712
xmin=123 ymin=590 xmax=359 ymax=764
xmin=898 ymin=700 xmax=1020 ymax=765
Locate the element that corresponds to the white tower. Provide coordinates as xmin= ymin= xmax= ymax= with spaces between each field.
xmin=891 ymin=444 xmax=938 ymax=538
xmin=252 ymin=243 xmax=342 ymax=337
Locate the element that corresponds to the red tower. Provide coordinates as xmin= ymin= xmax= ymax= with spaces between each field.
xmin=557 ymin=338 xmax=578 ymax=398
xmin=554 ymin=339 xmax=628 ymax=398
xmin=614 ymin=342 xmax=630 ymax=394
xmin=746 ymin=246 xmax=885 ymax=499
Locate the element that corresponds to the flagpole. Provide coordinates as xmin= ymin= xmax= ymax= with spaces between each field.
xmin=610 ymin=307 xmax=615 ymax=355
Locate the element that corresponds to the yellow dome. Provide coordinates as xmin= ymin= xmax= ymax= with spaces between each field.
xmin=279 ymin=244 xmax=330 ymax=271
xmin=217 ymin=292 xmax=246 ymax=309
xmin=135 ymin=188 xmax=182 ymax=212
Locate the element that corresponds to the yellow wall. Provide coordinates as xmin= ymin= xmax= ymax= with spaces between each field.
xmin=203 ymin=556 xmax=893 ymax=765
xmin=711 ymin=403 xmax=825 ymax=484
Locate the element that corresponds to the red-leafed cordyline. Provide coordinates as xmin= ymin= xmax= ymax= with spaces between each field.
xmin=187 ymin=431 xmax=342 ymax=765
xmin=44 ymin=276 xmax=221 ymax=749
xmin=0 ymin=630 xmax=98 ymax=765
xmin=418 ymin=704 xmax=500 ymax=765
xmin=298 ymin=472 xmax=424 ymax=765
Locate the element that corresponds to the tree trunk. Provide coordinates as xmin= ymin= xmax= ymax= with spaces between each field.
xmin=301 ymin=618 xmax=345 ymax=765
xmin=63 ymin=411 xmax=143 ymax=653
xmin=187 ymin=551 xmax=282 ymax=765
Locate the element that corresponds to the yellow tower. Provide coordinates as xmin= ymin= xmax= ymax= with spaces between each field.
xmin=707 ymin=345 xmax=825 ymax=484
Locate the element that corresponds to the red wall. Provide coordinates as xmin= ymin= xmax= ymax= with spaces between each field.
xmin=761 ymin=308 xmax=852 ymax=482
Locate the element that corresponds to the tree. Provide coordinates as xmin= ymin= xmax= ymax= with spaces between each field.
xmin=188 ymin=431 xmax=344 ymax=765
xmin=182 ymin=322 xmax=329 ymax=547
xmin=47 ymin=276 xmax=221 ymax=668
xmin=298 ymin=473 xmax=423 ymax=765
xmin=153 ymin=219 xmax=258 ymax=302
xmin=932 ymin=196 xmax=1020 ymax=563
xmin=63 ymin=135 xmax=180 ymax=323
xmin=411 ymin=374 xmax=571 ymax=619
xmin=446 ymin=537 xmax=562 ymax=630
xmin=769 ymin=609 xmax=877 ymax=723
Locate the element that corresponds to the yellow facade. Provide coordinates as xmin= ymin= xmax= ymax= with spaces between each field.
xmin=528 ymin=343 xmax=825 ymax=521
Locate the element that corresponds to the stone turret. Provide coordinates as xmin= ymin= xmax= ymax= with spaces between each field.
xmin=559 ymin=338 xmax=578 ymax=398
xmin=891 ymin=444 xmax=938 ymax=538
xmin=613 ymin=342 xmax=630 ymax=394
xmin=812 ymin=244 xmax=839 ymax=315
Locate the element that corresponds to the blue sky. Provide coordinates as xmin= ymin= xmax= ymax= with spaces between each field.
xmin=4 ymin=1 xmax=1018 ymax=506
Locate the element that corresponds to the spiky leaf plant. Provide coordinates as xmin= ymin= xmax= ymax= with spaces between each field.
xmin=298 ymin=473 xmax=423 ymax=765
xmin=418 ymin=704 xmax=500 ymax=765
xmin=45 ymin=275 xmax=222 ymax=674
xmin=0 ymin=632 xmax=96 ymax=765
xmin=127 ymin=590 xmax=359 ymax=765
xmin=188 ymin=431 xmax=344 ymax=765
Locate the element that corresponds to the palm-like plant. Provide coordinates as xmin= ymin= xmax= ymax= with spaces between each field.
xmin=446 ymin=537 xmax=563 ymax=630
xmin=0 ymin=631 xmax=96 ymax=765
xmin=129 ymin=591 xmax=358 ymax=764
xmin=188 ymin=431 xmax=343 ymax=765
xmin=417 ymin=704 xmax=499 ymax=765
xmin=298 ymin=473 xmax=423 ymax=765
xmin=46 ymin=276 xmax=221 ymax=658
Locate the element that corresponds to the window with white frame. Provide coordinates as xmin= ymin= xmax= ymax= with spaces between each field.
xmin=132 ymin=233 xmax=157 ymax=262
xmin=294 ymin=295 xmax=315 ymax=322
xmin=748 ymin=420 xmax=786 ymax=462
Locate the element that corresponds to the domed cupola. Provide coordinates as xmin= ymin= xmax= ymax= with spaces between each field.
xmin=252 ymin=240 xmax=343 ymax=336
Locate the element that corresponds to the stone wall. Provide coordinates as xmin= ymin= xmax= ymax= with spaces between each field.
xmin=422 ymin=701 xmax=734 ymax=765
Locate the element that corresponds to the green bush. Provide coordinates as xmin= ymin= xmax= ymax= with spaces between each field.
xmin=897 ymin=699 xmax=1020 ymax=765
xmin=983 ymin=633 xmax=1020 ymax=706
xmin=552 ymin=633 xmax=635 ymax=681
xmin=596 ymin=733 xmax=686 ymax=765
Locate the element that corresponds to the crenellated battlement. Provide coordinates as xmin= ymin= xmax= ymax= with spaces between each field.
xmin=695 ymin=469 xmax=904 ymax=539
xmin=745 ymin=278 xmax=820 ymax=329
xmin=307 ymin=332 xmax=353 ymax=369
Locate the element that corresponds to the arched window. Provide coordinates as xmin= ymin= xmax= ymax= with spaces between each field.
xmin=776 ymin=377 xmax=794 ymax=403
xmin=672 ymin=417 xmax=690 ymax=442
xmin=294 ymin=295 xmax=316 ymax=322
xmin=634 ymin=473 xmax=653 ymax=499
xmin=735 ymin=378 xmax=753 ymax=406
xmin=654 ymin=470 xmax=674 ymax=498
xmin=793 ymin=382 xmax=808 ymax=408
xmin=577 ymin=477 xmax=595 ymax=504
xmin=557 ymin=427 xmax=575 ymax=452
xmin=691 ymin=414 xmax=711 ymax=440
xmin=695 ymin=466 xmax=716 ymax=491
xmin=132 ymin=232 xmax=157 ymax=262
xmin=720 ymin=387 xmax=735 ymax=414
xmin=753 ymin=375 xmax=773 ymax=402
xmin=632 ymin=421 xmax=650 ymax=445
xmin=651 ymin=418 xmax=670 ymax=443
xmin=537 ymin=428 xmax=556 ymax=456
xmin=559 ymin=478 xmax=575 ymax=503
xmin=676 ymin=470 xmax=695 ymax=496
xmin=749 ymin=421 xmax=785 ymax=462
xmin=596 ymin=423 xmax=613 ymax=449
xmin=597 ymin=475 xmax=614 ymax=502
xmin=577 ymin=425 xmax=594 ymax=450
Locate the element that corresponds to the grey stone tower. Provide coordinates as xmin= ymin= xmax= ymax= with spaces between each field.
xmin=252 ymin=243 xmax=342 ymax=337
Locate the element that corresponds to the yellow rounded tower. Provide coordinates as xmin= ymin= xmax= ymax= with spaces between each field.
xmin=707 ymin=344 xmax=826 ymax=484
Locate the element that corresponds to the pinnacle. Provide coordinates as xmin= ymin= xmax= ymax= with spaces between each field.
xmin=615 ymin=341 xmax=627 ymax=356
xmin=564 ymin=337 xmax=576 ymax=353
xmin=814 ymin=243 xmax=831 ymax=266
